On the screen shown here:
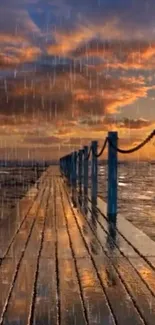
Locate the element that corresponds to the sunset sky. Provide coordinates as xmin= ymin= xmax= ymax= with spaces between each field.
xmin=0 ymin=0 xmax=155 ymax=160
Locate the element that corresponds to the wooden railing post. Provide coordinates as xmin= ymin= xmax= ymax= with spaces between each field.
xmin=107 ymin=131 xmax=118 ymax=224
xmin=91 ymin=141 xmax=98 ymax=205
xmin=83 ymin=146 xmax=88 ymax=196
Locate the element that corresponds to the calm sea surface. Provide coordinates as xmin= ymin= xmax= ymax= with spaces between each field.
xmin=0 ymin=167 xmax=43 ymax=220
xmin=0 ymin=163 xmax=155 ymax=241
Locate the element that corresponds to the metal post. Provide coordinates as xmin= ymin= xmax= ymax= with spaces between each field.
xmin=71 ymin=151 xmax=77 ymax=206
xmin=78 ymin=149 xmax=83 ymax=205
xmin=66 ymin=155 xmax=69 ymax=180
xmin=69 ymin=154 xmax=72 ymax=185
xmin=83 ymin=146 xmax=88 ymax=196
xmin=107 ymin=131 xmax=118 ymax=224
xmin=62 ymin=158 xmax=64 ymax=175
xmin=64 ymin=157 xmax=65 ymax=175
xmin=78 ymin=150 xmax=82 ymax=189
xmin=72 ymin=151 xmax=77 ymax=189
xmin=60 ymin=158 xmax=62 ymax=174
xmin=91 ymin=141 xmax=98 ymax=205
xmin=65 ymin=156 xmax=67 ymax=177
xmin=68 ymin=154 xmax=71 ymax=185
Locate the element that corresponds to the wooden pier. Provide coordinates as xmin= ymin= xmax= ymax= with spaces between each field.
xmin=0 ymin=166 xmax=155 ymax=324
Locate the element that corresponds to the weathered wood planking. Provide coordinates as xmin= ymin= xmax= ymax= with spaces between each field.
xmin=55 ymin=180 xmax=86 ymax=325
xmin=60 ymin=180 xmax=143 ymax=325
xmin=0 ymin=166 xmax=155 ymax=324
xmin=1 ymin=181 xmax=49 ymax=324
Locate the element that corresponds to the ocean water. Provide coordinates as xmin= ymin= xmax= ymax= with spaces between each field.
xmin=1 ymin=163 xmax=155 ymax=241
xmin=97 ymin=161 xmax=155 ymax=241
xmin=0 ymin=167 xmax=44 ymax=220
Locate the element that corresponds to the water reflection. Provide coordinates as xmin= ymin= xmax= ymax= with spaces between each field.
xmin=105 ymin=222 xmax=118 ymax=286
xmin=90 ymin=200 xmax=98 ymax=230
xmin=90 ymin=238 xmax=99 ymax=256
xmin=105 ymin=265 xmax=117 ymax=287
xmin=106 ymin=222 xmax=117 ymax=253
xmin=83 ymin=195 xmax=88 ymax=215
xmin=78 ymin=184 xmax=83 ymax=207
xmin=71 ymin=186 xmax=77 ymax=208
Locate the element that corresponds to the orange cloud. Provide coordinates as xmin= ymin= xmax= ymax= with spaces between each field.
xmin=72 ymin=39 xmax=155 ymax=70
xmin=47 ymin=28 xmax=94 ymax=56
xmin=3 ymin=65 xmax=153 ymax=125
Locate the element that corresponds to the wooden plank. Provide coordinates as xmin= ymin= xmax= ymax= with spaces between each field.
xmin=2 ymin=168 xmax=155 ymax=325
xmin=32 ymin=258 xmax=57 ymax=325
xmin=6 ymin=184 xmax=45 ymax=259
xmin=0 ymin=183 xmax=46 ymax=320
xmin=85 ymin=199 xmax=155 ymax=300
xmin=96 ymin=197 xmax=155 ymax=259
xmin=0 ymin=187 xmax=37 ymax=258
xmin=91 ymin=202 xmax=155 ymax=298
xmin=60 ymin=181 xmax=145 ymax=325
xmin=33 ymin=177 xmax=58 ymax=325
xmin=55 ymin=181 xmax=87 ymax=325
xmin=78 ymin=196 xmax=155 ymax=325
xmin=1 ymin=183 xmax=50 ymax=324
xmin=60 ymin=181 xmax=116 ymax=325
xmin=114 ymin=258 xmax=155 ymax=325
xmin=128 ymin=256 xmax=155 ymax=297
xmin=55 ymin=181 xmax=72 ymax=260
xmin=41 ymin=177 xmax=55 ymax=258
xmin=0 ymin=166 xmax=48 ymax=258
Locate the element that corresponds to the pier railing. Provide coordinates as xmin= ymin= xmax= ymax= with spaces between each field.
xmin=59 ymin=130 xmax=155 ymax=224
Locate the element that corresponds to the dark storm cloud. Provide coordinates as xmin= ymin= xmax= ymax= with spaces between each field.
xmin=0 ymin=61 xmax=152 ymax=126
xmin=0 ymin=0 xmax=155 ymax=157
xmin=71 ymin=39 xmax=155 ymax=70
xmin=24 ymin=135 xmax=61 ymax=145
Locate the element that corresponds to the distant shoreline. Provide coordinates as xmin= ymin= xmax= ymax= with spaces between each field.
xmin=0 ymin=160 xmax=153 ymax=168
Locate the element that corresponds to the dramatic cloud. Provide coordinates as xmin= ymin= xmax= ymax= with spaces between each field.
xmin=0 ymin=0 xmax=155 ymax=159
xmin=0 ymin=65 xmax=153 ymax=123
xmin=70 ymin=39 xmax=155 ymax=70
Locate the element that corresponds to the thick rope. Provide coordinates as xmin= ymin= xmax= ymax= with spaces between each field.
xmin=92 ymin=137 xmax=108 ymax=158
xmin=108 ymin=129 xmax=155 ymax=154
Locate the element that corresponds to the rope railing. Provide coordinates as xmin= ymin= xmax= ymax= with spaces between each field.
xmin=83 ymin=137 xmax=108 ymax=160
xmin=108 ymin=129 xmax=155 ymax=154
xmin=92 ymin=137 xmax=108 ymax=157
xmin=59 ymin=129 xmax=155 ymax=225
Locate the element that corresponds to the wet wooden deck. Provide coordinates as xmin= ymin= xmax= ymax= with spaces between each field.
xmin=0 ymin=166 xmax=155 ymax=324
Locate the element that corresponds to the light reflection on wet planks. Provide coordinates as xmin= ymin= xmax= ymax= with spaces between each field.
xmin=1 ymin=167 xmax=155 ymax=324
